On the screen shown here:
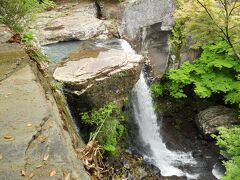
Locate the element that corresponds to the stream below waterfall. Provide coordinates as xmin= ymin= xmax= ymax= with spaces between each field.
xmin=131 ymin=71 xmax=224 ymax=179
xmin=43 ymin=39 xmax=224 ymax=180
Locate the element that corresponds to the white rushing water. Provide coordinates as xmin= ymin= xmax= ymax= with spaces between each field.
xmin=212 ymin=163 xmax=224 ymax=179
xmin=132 ymin=72 xmax=198 ymax=179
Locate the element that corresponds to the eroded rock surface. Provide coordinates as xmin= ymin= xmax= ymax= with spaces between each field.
xmin=0 ymin=43 xmax=89 ymax=179
xmin=119 ymin=0 xmax=175 ymax=41
xmin=0 ymin=24 xmax=12 ymax=43
xmin=31 ymin=2 xmax=115 ymax=45
xmin=53 ymin=40 xmax=143 ymax=107
xmin=195 ymin=106 xmax=239 ymax=136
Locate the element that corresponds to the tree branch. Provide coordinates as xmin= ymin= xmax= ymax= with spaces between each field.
xmin=196 ymin=0 xmax=228 ymax=38
xmin=229 ymin=0 xmax=238 ymax=16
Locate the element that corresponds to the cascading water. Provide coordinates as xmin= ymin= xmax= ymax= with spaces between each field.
xmin=132 ymin=72 xmax=199 ymax=179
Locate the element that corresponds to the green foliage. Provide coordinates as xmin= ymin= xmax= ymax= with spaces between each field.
xmin=150 ymin=83 xmax=164 ymax=97
xmin=23 ymin=32 xmax=34 ymax=43
xmin=175 ymin=0 xmax=240 ymax=59
xmin=0 ymin=0 xmax=55 ymax=32
xmin=152 ymin=41 xmax=240 ymax=104
xmin=81 ymin=102 xmax=125 ymax=154
xmin=40 ymin=0 xmax=55 ymax=10
xmin=212 ymin=127 xmax=240 ymax=180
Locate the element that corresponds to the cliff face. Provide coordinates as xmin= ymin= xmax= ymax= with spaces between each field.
xmin=119 ymin=0 xmax=175 ymax=42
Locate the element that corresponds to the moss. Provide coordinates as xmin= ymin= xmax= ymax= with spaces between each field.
xmin=0 ymin=44 xmax=28 ymax=80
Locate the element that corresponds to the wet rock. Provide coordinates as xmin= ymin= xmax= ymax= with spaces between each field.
xmin=31 ymin=2 xmax=115 ymax=45
xmin=53 ymin=40 xmax=143 ymax=108
xmin=119 ymin=0 xmax=175 ymax=42
xmin=0 ymin=24 xmax=12 ymax=43
xmin=0 ymin=43 xmax=28 ymax=81
xmin=195 ymin=106 xmax=239 ymax=136
xmin=192 ymin=150 xmax=203 ymax=158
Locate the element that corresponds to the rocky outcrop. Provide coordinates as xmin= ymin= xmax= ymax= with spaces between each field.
xmin=195 ymin=106 xmax=239 ymax=136
xmin=0 ymin=40 xmax=89 ymax=179
xmin=0 ymin=24 xmax=12 ymax=43
xmin=98 ymin=0 xmax=175 ymax=78
xmin=31 ymin=2 xmax=116 ymax=45
xmin=119 ymin=0 xmax=175 ymax=42
xmin=53 ymin=39 xmax=143 ymax=108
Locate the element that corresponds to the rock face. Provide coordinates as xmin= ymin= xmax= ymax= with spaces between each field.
xmin=103 ymin=0 xmax=175 ymax=78
xmin=0 ymin=24 xmax=12 ymax=43
xmin=31 ymin=2 xmax=115 ymax=45
xmin=119 ymin=0 xmax=175 ymax=42
xmin=195 ymin=106 xmax=239 ymax=136
xmin=0 ymin=42 xmax=89 ymax=179
xmin=53 ymin=40 xmax=143 ymax=108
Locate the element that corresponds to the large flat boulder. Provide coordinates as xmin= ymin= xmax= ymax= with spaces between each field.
xmin=31 ymin=2 xmax=115 ymax=45
xmin=195 ymin=106 xmax=239 ymax=136
xmin=53 ymin=39 xmax=143 ymax=108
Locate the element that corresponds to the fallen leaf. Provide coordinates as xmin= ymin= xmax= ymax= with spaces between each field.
xmin=38 ymin=136 xmax=47 ymax=143
xmin=29 ymin=173 xmax=34 ymax=178
xmin=27 ymin=123 xmax=32 ymax=127
xmin=0 ymin=154 xmax=2 ymax=160
xmin=49 ymin=170 xmax=56 ymax=177
xmin=36 ymin=164 xmax=42 ymax=168
xmin=43 ymin=154 xmax=49 ymax=161
xmin=63 ymin=170 xmax=69 ymax=177
xmin=20 ymin=170 xmax=26 ymax=176
xmin=4 ymin=134 xmax=14 ymax=141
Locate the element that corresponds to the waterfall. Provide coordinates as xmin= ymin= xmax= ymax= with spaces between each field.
xmin=132 ymin=72 xmax=198 ymax=179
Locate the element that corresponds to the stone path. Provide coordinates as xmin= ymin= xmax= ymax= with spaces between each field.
xmin=0 ymin=25 xmax=89 ymax=180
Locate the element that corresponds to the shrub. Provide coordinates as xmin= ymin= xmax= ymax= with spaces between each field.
xmin=151 ymin=41 xmax=240 ymax=104
xmin=0 ymin=0 xmax=54 ymax=32
xmin=212 ymin=127 xmax=240 ymax=180
xmin=81 ymin=102 xmax=125 ymax=154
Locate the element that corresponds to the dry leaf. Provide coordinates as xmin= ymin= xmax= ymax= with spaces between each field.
xmin=38 ymin=136 xmax=47 ymax=143
xmin=29 ymin=173 xmax=34 ymax=178
xmin=0 ymin=154 xmax=2 ymax=160
xmin=63 ymin=170 xmax=71 ymax=180
xmin=4 ymin=134 xmax=14 ymax=141
xmin=49 ymin=170 xmax=56 ymax=177
xmin=27 ymin=123 xmax=32 ymax=127
xmin=20 ymin=170 xmax=26 ymax=176
xmin=43 ymin=154 xmax=49 ymax=161
xmin=36 ymin=164 xmax=42 ymax=168
xmin=63 ymin=170 xmax=69 ymax=177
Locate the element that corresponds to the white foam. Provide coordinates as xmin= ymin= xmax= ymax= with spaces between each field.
xmin=119 ymin=39 xmax=136 ymax=54
xmin=212 ymin=163 xmax=224 ymax=179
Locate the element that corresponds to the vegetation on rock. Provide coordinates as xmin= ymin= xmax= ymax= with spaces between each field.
xmin=81 ymin=102 xmax=125 ymax=154
xmin=0 ymin=0 xmax=55 ymax=32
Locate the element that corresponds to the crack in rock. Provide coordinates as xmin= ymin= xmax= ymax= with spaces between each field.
xmin=24 ymin=115 xmax=50 ymax=171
